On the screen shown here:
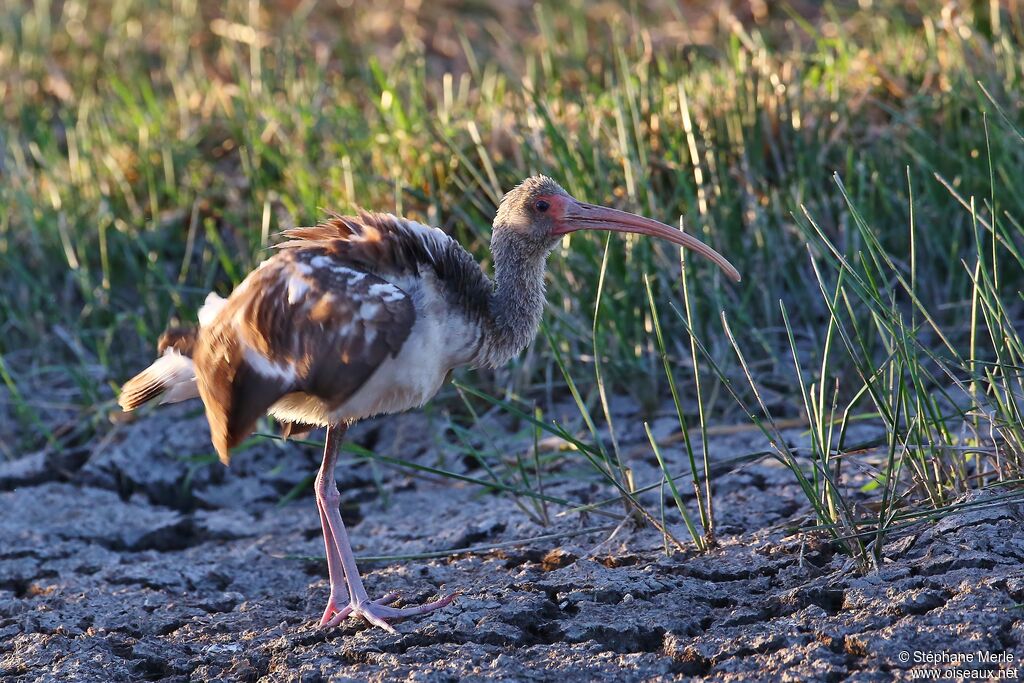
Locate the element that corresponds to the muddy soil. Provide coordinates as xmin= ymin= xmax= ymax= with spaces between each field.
xmin=1 ymin=402 xmax=1022 ymax=682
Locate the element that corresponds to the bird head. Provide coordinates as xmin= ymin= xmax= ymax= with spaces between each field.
xmin=493 ymin=175 xmax=741 ymax=282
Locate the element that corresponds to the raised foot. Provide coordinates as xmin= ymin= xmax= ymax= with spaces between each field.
xmin=321 ymin=591 xmax=457 ymax=632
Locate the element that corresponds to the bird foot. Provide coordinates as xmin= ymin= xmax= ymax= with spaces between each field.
xmin=319 ymin=590 xmax=398 ymax=628
xmin=320 ymin=591 xmax=457 ymax=632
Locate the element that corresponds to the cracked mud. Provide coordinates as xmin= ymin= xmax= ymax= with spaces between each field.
xmin=2 ymin=403 xmax=1022 ymax=681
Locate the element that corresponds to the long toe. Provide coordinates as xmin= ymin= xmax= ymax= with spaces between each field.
xmin=319 ymin=591 xmax=404 ymax=630
xmin=349 ymin=592 xmax=457 ymax=632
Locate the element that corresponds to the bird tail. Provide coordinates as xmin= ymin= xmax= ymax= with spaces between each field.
xmin=118 ymin=349 xmax=199 ymax=411
xmin=118 ymin=293 xmax=228 ymax=412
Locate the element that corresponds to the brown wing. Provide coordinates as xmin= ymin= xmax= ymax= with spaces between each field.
xmin=275 ymin=211 xmax=492 ymax=326
xmin=193 ymin=249 xmax=415 ymax=464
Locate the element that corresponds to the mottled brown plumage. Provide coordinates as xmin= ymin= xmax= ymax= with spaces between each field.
xmin=194 ymin=248 xmax=416 ymax=464
xmin=117 ymin=175 xmax=740 ymax=634
xmin=277 ymin=211 xmax=492 ymax=324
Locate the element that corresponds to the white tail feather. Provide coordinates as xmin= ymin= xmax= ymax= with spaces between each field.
xmin=118 ymin=351 xmax=198 ymax=411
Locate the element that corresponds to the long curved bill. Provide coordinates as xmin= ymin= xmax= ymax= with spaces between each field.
xmin=553 ymin=201 xmax=741 ymax=283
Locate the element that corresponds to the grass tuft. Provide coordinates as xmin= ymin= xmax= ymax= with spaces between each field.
xmin=2 ymin=0 xmax=1023 ymax=567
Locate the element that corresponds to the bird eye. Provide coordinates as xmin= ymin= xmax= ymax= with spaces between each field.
xmin=535 ymin=200 xmax=550 ymax=213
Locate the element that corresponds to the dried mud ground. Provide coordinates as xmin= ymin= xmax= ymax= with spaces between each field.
xmin=1 ymin=401 xmax=1023 ymax=682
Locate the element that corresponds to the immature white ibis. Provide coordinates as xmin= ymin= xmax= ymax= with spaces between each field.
xmin=118 ymin=176 xmax=740 ymax=632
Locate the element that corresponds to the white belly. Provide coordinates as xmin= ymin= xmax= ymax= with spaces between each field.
xmin=266 ymin=334 xmax=450 ymax=426
xmin=332 ymin=328 xmax=449 ymax=421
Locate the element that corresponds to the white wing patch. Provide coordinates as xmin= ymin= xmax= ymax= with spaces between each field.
xmin=367 ymin=282 xmax=405 ymax=302
xmin=287 ymin=274 xmax=309 ymax=304
xmin=359 ymin=301 xmax=381 ymax=319
xmin=309 ymin=256 xmax=368 ymax=284
xmin=198 ymin=292 xmax=227 ymax=327
xmin=309 ymin=255 xmax=333 ymax=270
xmin=243 ymin=347 xmax=298 ymax=383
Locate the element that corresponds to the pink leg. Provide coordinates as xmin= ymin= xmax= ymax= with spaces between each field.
xmin=315 ymin=494 xmax=351 ymax=626
xmin=316 ymin=423 xmax=456 ymax=632
xmin=316 ymin=472 xmax=403 ymax=625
